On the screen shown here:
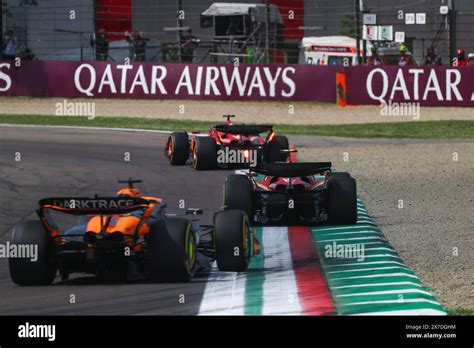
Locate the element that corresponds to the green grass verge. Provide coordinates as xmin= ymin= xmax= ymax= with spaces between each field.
xmin=1 ymin=114 xmax=473 ymax=139
xmin=447 ymin=308 xmax=474 ymax=316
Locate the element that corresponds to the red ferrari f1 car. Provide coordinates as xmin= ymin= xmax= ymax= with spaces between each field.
xmin=165 ymin=115 xmax=289 ymax=170
xmin=9 ymin=179 xmax=252 ymax=285
xmin=222 ymin=158 xmax=358 ymax=226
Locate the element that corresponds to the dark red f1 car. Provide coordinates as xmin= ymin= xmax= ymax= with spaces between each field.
xmin=165 ymin=115 xmax=289 ymax=170
xmin=222 ymin=158 xmax=358 ymax=226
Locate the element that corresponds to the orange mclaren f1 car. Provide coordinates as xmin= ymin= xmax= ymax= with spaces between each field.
xmin=9 ymin=179 xmax=252 ymax=285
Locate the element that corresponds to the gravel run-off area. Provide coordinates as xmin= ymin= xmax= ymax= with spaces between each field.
xmin=299 ymin=142 xmax=474 ymax=310
xmin=1 ymin=97 xmax=473 ymax=125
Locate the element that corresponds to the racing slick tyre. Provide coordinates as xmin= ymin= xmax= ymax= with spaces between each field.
xmin=328 ymin=173 xmax=357 ymax=225
xmin=214 ymin=210 xmax=251 ymax=272
xmin=148 ymin=218 xmax=196 ymax=282
xmin=223 ymin=174 xmax=253 ymax=221
xmin=166 ymin=132 xmax=189 ymax=165
xmin=192 ymin=136 xmax=217 ymax=170
xmin=266 ymin=135 xmax=289 ymax=162
xmin=9 ymin=220 xmax=57 ymax=286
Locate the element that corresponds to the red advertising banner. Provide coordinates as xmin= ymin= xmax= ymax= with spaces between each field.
xmin=1 ymin=61 xmax=473 ymax=106
xmin=345 ymin=66 xmax=474 ymax=107
xmin=0 ymin=61 xmax=339 ymax=103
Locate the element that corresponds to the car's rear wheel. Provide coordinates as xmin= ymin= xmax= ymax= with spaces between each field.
xmin=328 ymin=173 xmax=357 ymax=225
xmin=214 ymin=210 xmax=251 ymax=272
xmin=266 ymin=135 xmax=289 ymax=162
xmin=148 ymin=218 xmax=196 ymax=282
xmin=223 ymin=174 xmax=253 ymax=221
xmin=9 ymin=220 xmax=57 ymax=286
xmin=166 ymin=132 xmax=189 ymax=165
xmin=192 ymin=137 xmax=217 ymax=170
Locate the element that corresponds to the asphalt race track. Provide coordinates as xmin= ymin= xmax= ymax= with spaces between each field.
xmin=0 ymin=126 xmax=227 ymax=315
xmin=0 ymin=125 xmax=449 ymax=315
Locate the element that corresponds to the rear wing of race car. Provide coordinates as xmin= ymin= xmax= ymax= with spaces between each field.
xmin=214 ymin=124 xmax=274 ymax=136
xmin=37 ymin=197 xmax=155 ymax=216
xmin=252 ymin=162 xmax=332 ymax=177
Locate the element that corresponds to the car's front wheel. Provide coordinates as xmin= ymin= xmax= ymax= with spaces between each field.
xmin=214 ymin=210 xmax=251 ymax=272
xmin=223 ymin=174 xmax=253 ymax=221
xmin=148 ymin=218 xmax=196 ymax=282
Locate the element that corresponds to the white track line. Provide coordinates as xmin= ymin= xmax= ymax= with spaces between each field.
xmin=262 ymin=227 xmax=302 ymax=315
xmin=325 ymin=261 xmax=408 ymax=268
xmin=352 ymin=308 xmax=447 ymax=316
xmin=346 ymin=254 xmax=402 ymax=259
xmin=331 ymin=281 xmax=423 ymax=290
xmin=313 ymin=225 xmax=379 ymax=232
xmin=344 ymin=298 xmax=442 ymax=306
xmin=198 ymin=263 xmax=245 ymax=315
xmin=359 ymin=247 xmax=396 ymax=252
xmin=315 ymin=230 xmax=382 ymax=237
xmin=317 ymin=236 xmax=387 ymax=243
xmin=0 ymin=123 xmax=173 ymax=134
xmin=331 ymin=273 xmax=419 ymax=281
xmin=328 ymin=266 xmax=411 ymax=274
xmin=336 ymin=289 xmax=433 ymax=297
xmin=352 ymin=309 xmax=447 ymax=316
